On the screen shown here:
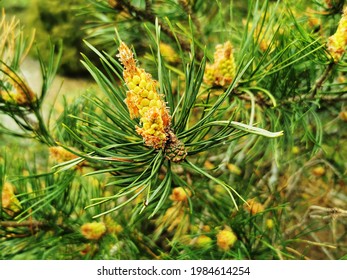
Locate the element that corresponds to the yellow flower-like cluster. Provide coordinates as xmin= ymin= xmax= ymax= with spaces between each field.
xmin=117 ymin=42 xmax=171 ymax=149
xmin=243 ymin=198 xmax=265 ymax=215
xmin=204 ymin=41 xmax=236 ymax=87
xmin=80 ymin=222 xmax=106 ymax=240
xmin=327 ymin=7 xmax=347 ymax=62
xmin=195 ymin=235 xmax=212 ymax=248
xmin=339 ymin=110 xmax=347 ymax=121
xmin=1 ymin=182 xmax=21 ymax=215
xmin=159 ymin=43 xmax=180 ymax=64
xmin=216 ymin=228 xmax=237 ymax=250
xmin=49 ymin=146 xmax=78 ymax=163
xmin=306 ymin=8 xmax=321 ymax=31
xmin=154 ymin=187 xmax=191 ymax=240
xmin=0 ymin=66 xmax=36 ymax=106
xmin=104 ymin=216 xmax=123 ymax=235
xmin=256 ymin=28 xmax=272 ymax=52
xmin=169 ymin=187 xmax=191 ymax=202
xmin=1 ymin=90 xmax=34 ymax=106
xmin=311 ymin=166 xmax=326 ymax=177
xmin=0 ymin=10 xmax=36 ymax=106
xmin=266 ymin=218 xmax=274 ymax=229
xmin=108 ymin=0 xmax=119 ymax=8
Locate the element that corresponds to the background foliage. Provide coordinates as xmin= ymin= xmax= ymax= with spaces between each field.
xmin=0 ymin=0 xmax=346 ymax=260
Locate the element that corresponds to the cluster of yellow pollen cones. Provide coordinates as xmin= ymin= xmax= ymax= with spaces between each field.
xmin=117 ymin=42 xmax=187 ymax=163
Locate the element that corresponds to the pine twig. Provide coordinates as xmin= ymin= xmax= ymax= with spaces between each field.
xmin=285 ymin=247 xmax=310 ymax=260
xmin=309 ymin=62 xmax=335 ymax=98
xmin=285 ymin=205 xmax=347 ymax=236
xmin=0 ymin=220 xmax=45 ymax=227
xmin=115 ymin=0 xmax=203 ymax=60
xmin=178 ymin=0 xmax=202 ymax=35
xmin=309 ymin=232 xmax=335 ymax=260
xmin=282 ymin=93 xmax=347 ymax=104
xmin=0 ymin=220 xmax=74 ymax=234
xmin=237 ymin=91 xmax=347 ymax=107
xmin=144 ymin=0 xmax=152 ymax=14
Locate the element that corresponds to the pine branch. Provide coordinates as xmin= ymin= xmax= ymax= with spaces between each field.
xmin=236 ymin=91 xmax=347 ymax=107
xmin=114 ymin=0 xmax=203 ymax=59
xmin=309 ymin=62 xmax=335 ymax=98
xmin=144 ymin=0 xmax=152 ymax=14
xmin=281 ymin=92 xmax=347 ymax=105
xmin=0 ymin=220 xmax=45 ymax=228
xmin=178 ymin=0 xmax=202 ymax=35
xmin=0 ymin=220 xmax=74 ymax=234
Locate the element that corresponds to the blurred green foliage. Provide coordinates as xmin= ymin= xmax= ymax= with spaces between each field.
xmin=26 ymin=0 xmax=91 ymax=76
xmin=1 ymin=0 xmax=347 ymax=260
xmin=1 ymin=0 xmax=94 ymax=76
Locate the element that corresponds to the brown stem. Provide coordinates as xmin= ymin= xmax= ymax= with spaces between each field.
xmin=178 ymin=0 xmax=202 ymax=35
xmin=0 ymin=220 xmax=74 ymax=234
xmin=236 ymin=91 xmax=347 ymax=107
xmin=281 ymin=92 xmax=347 ymax=105
xmin=144 ymin=0 xmax=152 ymax=14
xmin=116 ymin=0 xmax=203 ymax=60
xmin=0 ymin=220 xmax=45 ymax=228
xmin=309 ymin=62 xmax=335 ymax=98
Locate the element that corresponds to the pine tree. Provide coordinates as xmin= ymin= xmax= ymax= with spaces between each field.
xmin=1 ymin=0 xmax=346 ymax=260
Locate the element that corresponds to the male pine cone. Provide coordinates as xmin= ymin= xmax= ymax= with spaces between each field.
xmin=117 ymin=42 xmax=187 ymax=163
